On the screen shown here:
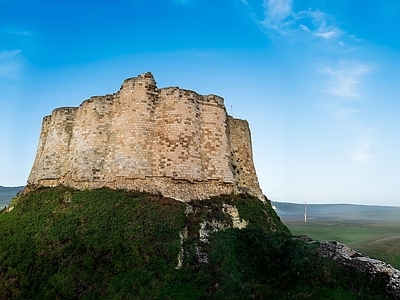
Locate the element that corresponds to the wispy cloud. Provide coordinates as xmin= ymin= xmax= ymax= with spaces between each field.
xmin=262 ymin=0 xmax=293 ymax=33
xmin=241 ymin=0 xmax=376 ymax=164
xmin=320 ymin=61 xmax=370 ymax=98
xmin=325 ymin=103 xmax=377 ymax=164
xmin=351 ymin=151 xmax=373 ymax=163
xmin=0 ymin=50 xmax=23 ymax=79
xmin=304 ymin=10 xmax=342 ymax=40
xmin=350 ymin=127 xmax=377 ymax=163
xmin=241 ymin=0 xmax=356 ymax=50
xmin=0 ymin=27 xmax=32 ymax=79
xmin=2 ymin=28 xmax=31 ymax=36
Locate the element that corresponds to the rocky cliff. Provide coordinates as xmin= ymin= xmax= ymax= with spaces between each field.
xmin=27 ymin=72 xmax=263 ymax=201
xmin=317 ymin=240 xmax=400 ymax=299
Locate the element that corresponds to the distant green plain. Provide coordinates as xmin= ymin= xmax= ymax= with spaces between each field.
xmin=287 ymin=221 xmax=400 ymax=269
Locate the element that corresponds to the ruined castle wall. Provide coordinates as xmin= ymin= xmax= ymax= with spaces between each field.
xmin=200 ymin=95 xmax=234 ymax=183
xmin=28 ymin=107 xmax=77 ymax=184
xmin=111 ymin=74 xmax=157 ymax=179
xmin=154 ymin=88 xmax=203 ymax=181
xmin=152 ymin=89 xmax=234 ymax=184
xmin=27 ymin=73 xmax=264 ymax=201
xmin=67 ymin=95 xmax=114 ymax=185
xmin=227 ymin=116 xmax=263 ymax=199
xmin=28 ymin=115 xmax=51 ymax=182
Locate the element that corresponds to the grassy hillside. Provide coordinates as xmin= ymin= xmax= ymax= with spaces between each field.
xmin=0 ymin=188 xmax=391 ymax=299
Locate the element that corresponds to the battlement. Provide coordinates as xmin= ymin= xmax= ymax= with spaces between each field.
xmin=27 ymin=72 xmax=263 ymax=201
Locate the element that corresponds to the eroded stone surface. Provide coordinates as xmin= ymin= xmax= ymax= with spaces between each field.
xmin=175 ymin=227 xmax=188 ymax=269
xmin=199 ymin=220 xmax=229 ymax=244
xmin=222 ymin=204 xmax=248 ymax=229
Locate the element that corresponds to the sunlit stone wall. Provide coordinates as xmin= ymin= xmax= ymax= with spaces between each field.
xmin=28 ymin=72 xmax=263 ymax=201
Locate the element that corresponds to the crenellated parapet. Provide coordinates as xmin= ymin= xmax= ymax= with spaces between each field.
xmin=27 ymin=72 xmax=264 ymax=201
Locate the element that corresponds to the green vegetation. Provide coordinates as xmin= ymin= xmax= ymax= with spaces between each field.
xmin=287 ymin=221 xmax=400 ymax=269
xmin=205 ymin=229 xmax=389 ymax=300
xmin=0 ymin=188 xmax=392 ymax=299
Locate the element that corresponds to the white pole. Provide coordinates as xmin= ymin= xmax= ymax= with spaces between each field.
xmin=304 ymin=202 xmax=307 ymax=223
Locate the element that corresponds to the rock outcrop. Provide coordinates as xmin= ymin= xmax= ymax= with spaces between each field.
xmin=27 ymin=72 xmax=263 ymax=201
xmin=317 ymin=241 xmax=400 ymax=299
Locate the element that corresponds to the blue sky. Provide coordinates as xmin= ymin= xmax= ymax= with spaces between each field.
xmin=1 ymin=0 xmax=400 ymax=206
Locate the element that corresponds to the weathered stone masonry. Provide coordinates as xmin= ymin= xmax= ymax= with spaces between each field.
xmin=28 ymin=72 xmax=264 ymax=201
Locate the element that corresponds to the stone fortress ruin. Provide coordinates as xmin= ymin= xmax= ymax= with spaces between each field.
xmin=27 ymin=72 xmax=264 ymax=201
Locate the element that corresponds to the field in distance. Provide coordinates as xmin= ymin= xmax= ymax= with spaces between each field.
xmin=0 ymin=186 xmax=25 ymax=208
xmin=273 ymin=201 xmax=400 ymax=269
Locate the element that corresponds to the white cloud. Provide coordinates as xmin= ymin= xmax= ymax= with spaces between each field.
xmin=306 ymin=10 xmax=342 ymax=40
xmin=264 ymin=0 xmax=292 ymax=22
xmin=351 ymin=151 xmax=373 ymax=163
xmin=324 ymin=104 xmax=377 ymax=164
xmin=316 ymin=31 xmax=337 ymax=39
xmin=2 ymin=28 xmax=31 ymax=36
xmin=0 ymin=50 xmax=21 ymax=59
xmin=0 ymin=50 xmax=23 ymax=79
xmin=260 ymin=0 xmax=295 ymax=35
xmin=242 ymin=0 xmax=355 ymax=50
xmin=320 ymin=61 xmax=370 ymax=98
xmin=299 ymin=24 xmax=311 ymax=33
xmin=350 ymin=127 xmax=377 ymax=163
